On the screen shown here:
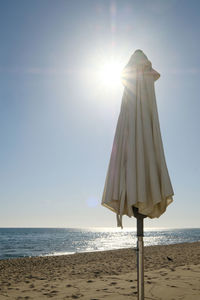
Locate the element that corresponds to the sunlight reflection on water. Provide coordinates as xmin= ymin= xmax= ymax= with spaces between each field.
xmin=0 ymin=228 xmax=199 ymax=259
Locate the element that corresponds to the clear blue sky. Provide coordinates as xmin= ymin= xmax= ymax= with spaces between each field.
xmin=0 ymin=0 xmax=199 ymax=228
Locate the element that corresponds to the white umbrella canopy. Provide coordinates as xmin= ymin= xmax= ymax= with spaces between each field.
xmin=102 ymin=49 xmax=174 ymax=228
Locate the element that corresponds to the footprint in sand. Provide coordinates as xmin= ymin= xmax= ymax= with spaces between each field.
xmin=43 ymin=290 xmax=59 ymax=297
xmin=109 ymin=282 xmax=117 ymax=285
xmin=72 ymin=294 xmax=82 ymax=299
xmin=160 ymin=272 xmax=168 ymax=276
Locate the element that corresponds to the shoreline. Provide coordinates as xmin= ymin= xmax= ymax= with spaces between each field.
xmin=0 ymin=241 xmax=199 ymax=299
xmin=1 ymin=239 xmax=200 ymax=262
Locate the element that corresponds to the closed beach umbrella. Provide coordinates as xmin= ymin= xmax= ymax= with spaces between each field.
xmin=102 ymin=49 xmax=174 ymax=299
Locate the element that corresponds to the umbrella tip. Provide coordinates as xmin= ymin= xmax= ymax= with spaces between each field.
xmin=135 ymin=49 xmax=143 ymax=53
xmin=129 ymin=49 xmax=148 ymax=64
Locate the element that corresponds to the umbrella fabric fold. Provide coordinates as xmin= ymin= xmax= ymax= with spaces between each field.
xmin=102 ymin=50 xmax=174 ymax=228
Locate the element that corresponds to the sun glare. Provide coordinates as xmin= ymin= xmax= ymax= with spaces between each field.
xmin=97 ymin=59 xmax=123 ymax=89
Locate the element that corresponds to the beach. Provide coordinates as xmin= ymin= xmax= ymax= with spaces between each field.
xmin=0 ymin=241 xmax=199 ymax=299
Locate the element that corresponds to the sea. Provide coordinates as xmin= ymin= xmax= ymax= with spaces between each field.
xmin=0 ymin=227 xmax=199 ymax=260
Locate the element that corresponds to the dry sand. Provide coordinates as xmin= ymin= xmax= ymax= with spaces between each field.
xmin=0 ymin=242 xmax=199 ymax=299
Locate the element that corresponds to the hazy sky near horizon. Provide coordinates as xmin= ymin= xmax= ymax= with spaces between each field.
xmin=0 ymin=0 xmax=200 ymax=228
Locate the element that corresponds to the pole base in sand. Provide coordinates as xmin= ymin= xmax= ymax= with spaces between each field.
xmin=132 ymin=207 xmax=146 ymax=300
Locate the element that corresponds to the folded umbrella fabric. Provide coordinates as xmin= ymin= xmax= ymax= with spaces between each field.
xmin=102 ymin=50 xmax=174 ymax=228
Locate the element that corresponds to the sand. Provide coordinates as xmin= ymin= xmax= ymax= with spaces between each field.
xmin=0 ymin=241 xmax=199 ymax=299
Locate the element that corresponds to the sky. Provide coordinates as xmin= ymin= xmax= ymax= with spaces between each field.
xmin=0 ymin=0 xmax=200 ymax=228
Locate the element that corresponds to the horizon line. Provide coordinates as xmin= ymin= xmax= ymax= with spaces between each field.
xmin=0 ymin=226 xmax=199 ymax=229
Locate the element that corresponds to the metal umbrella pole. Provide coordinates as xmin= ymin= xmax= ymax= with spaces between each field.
xmin=133 ymin=207 xmax=147 ymax=300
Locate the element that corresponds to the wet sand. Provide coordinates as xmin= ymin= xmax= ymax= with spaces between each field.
xmin=0 ymin=242 xmax=199 ymax=299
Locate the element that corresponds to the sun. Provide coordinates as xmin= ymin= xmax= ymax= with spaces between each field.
xmin=97 ymin=58 xmax=123 ymax=89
